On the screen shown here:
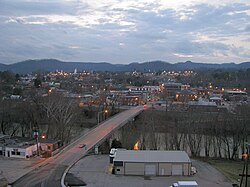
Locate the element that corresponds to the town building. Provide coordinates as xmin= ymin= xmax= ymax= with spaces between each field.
xmin=223 ymin=90 xmax=247 ymax=101
xmin=0 ymin=135 xmax=39 ymax=159
xmin=0 ymin=135 xmax=61 ymax=159
xmin=209 ymin=96 xmax=222 ymax=105
xmin=188 ymin=98 xmax=227 ymax=112
xmin=113 ymin=150 xmax=191 ymax=176
xmin=128 ymin=86 xmax=161 ymax=93
xmin=164 ymin=82 xmax=182 ymax=97
xmin=175 ymin=90 xmax=197 ymax=102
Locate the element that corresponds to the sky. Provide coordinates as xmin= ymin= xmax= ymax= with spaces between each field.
xmin=0 ymin=0 xmax=250 ymax=64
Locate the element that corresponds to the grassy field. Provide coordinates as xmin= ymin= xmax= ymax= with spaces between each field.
xmin=203 ymin=158 xmax=246 ymax=186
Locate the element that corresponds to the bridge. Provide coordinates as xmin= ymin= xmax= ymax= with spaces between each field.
xmin=12 ymin=106 xmax=144 ymax=187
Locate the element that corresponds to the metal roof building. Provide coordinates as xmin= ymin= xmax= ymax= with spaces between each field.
xmin=113 ymin=150 xmax=192 ymax=176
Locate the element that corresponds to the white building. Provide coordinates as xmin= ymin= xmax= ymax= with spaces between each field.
xmin=0 ymin=135 xmax=39 ymax=159
xmin=2 ymin=144 xmax=38 ymax=159
xmin=113 ymin=150 xmax=192 ymax=176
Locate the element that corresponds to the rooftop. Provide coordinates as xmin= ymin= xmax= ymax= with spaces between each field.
xmin=113 ymin=150 xmax=191 ymax=163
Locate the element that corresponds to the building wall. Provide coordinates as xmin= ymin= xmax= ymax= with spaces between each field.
xmin=158 ymin=163 xmax=172 ymax=176
xmin=3 ymin=144 xmax=38 ymax=159
xmin=172 ymin=164 xmax=183 ymax=175
xmin=25 ymin=144 xmax=38 ymax=157
xmin=183 ymin=163 xmax=191 ymax=176
xmin=124 ymin=162 xmax=144 ymax=175
xmin=115 ymin=162 xmax=191 ymax=176
xmin=5 ymin=147 xmax=26 ymax=158
xmin=115 ymin=166 xmax=124 ymax=175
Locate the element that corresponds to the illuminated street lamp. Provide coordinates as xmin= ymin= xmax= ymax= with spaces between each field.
xmin=41 ymin=133 xmax=46 ymax=139
xmin=97 ymin=109 xmax=109 ymax=125
xmin=104 ymin=109 xmax=108 ymax=120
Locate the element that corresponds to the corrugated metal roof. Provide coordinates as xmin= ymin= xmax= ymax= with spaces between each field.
xmin=113 ymin=150 xmax=191 ymax=163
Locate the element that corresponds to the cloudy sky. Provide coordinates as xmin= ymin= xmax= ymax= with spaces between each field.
xmin=0 ymin=0 xmax=250 ymax=64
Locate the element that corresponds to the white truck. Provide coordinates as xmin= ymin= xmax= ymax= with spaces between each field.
xmin=171 ymin=181 xmax=198 ymax=187
xmin=109 ymin=148 xmax=126 ymax=163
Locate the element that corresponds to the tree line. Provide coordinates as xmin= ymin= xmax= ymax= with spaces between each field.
xmin=117 ymin=106 xmax=250 ymax=160
xmin=0 ymin=92 xmax=95 ymax=145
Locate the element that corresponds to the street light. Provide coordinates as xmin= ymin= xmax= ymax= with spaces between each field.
xmin=41 ymin=133 xmax=46 ymax=139
xmin=97 ymin=111 xmax=102 ymax=125
xmin=104 ymin=109 xmax=108 ymax=120
xmin=97 ymin=109 xmax=109 ymax=125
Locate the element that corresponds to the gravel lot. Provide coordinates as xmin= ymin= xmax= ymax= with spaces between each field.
xmin=69 ymin=154 xmax=232 ymax=187
xmin=0 ymin=156 xmax=45 ymax=184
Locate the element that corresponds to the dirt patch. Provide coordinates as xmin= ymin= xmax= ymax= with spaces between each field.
xmin=65 ymin=173 xmax=86 ymax=186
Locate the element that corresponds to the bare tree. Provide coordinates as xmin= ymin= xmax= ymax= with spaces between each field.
xmin=38 ymin=93 xmax=78 ymax=144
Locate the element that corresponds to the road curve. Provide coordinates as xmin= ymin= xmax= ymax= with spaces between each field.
xmin=12 ymin=106 xmax=144 ymax=187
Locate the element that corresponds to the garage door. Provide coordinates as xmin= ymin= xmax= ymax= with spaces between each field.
xmin=145 ymin=164 xmax=157 ymax=176
xmin=125 ymin=163 xmax=144 ymax=175
xmin=172 ymin=164 xmax=183 ymax=175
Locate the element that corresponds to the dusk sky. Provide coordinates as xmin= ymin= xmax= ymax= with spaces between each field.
xmin=0 ymin=0 xmax=250 ymax=64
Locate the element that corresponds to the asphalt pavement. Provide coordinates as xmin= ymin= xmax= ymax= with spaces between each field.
xmin=69 ymin=155 xmax=232 ymax=187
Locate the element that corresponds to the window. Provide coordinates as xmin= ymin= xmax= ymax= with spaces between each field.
xmin=116 ymin=169 xmax=120 ymax=171
xmin=114 ymin=161 xmax=123 ymax=166
xmin=11 ymin=149 xmax=20 ymax=155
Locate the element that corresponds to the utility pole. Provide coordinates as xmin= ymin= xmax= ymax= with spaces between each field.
xmin=239 ymin=143 xmax=250 ymax=187
xmin=33 ymin=127 xmax=40 ymax=156
xmin=97 ymin=111 xmax=101 ymax=125
xmin=97 ymin=109 xmax=108 ymax=125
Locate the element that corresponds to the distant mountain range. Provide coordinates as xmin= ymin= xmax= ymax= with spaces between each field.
xmin=0 ymin=59 xmax=249 ymax=74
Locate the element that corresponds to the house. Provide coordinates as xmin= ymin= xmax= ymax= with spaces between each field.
xmin=0 ymin=135 xmax=39 ymax=159
xmin=113 ymin=150 xmax=191 ymax=176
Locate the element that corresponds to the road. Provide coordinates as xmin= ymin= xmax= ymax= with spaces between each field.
xmin=11 ymin=106 xmax=144 ymax=187
xmin=192 ymin=159 xmax=232 ymax=187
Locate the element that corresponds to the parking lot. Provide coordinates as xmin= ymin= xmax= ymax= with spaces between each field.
xmin=0 ymin=156 xmax=45 ymax=184
xmin=69 ymin=154 xmax=232 ymax=187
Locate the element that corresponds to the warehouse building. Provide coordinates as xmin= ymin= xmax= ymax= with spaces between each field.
xmin=113 ymin=150 xmax=191 ymax=176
